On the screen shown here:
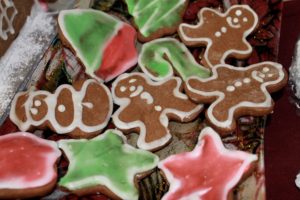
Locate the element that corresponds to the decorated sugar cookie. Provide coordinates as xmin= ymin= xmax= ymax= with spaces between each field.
xmin=158 ymin=127 xmax=257 ymax=200
xmin=139 ymin=38 xmax=210 ymax=81
xmin=112 ymin=73 xmax=203 ymax=151
xmin=58 ymin=9 xmax=138 ymax=82
xmin=178 ymin=5 xmax=258 ymax=68
xmin=10 ymin=79 xmax=112 ymax=138
xmin=0 ymin=132 xmax=61 ymax=199
xmin=58 ymin=129 xmax=159 ymax=200
xmin=185 ymin=62 xmax=287 ymax=134
xmin=124 ymin=0 xmax=188 ymax=42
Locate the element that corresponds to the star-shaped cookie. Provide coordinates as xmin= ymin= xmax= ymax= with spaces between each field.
xmin=158 ymin=127 xmax=257 ymax=200
xmin=178 ymin=5 xmax=258 ymax=68
xmin=185 ymin=62 xmax=287 ymax=134
xmin=58 ymin=129 xmax=159 ymax=200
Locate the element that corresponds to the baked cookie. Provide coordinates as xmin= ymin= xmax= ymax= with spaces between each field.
xmin=0 ymin=0 xmax=34 ymax=57
xmin=185 ymin=62 xmax=287 ymax=134
xmin=158 ymin=127 xmax=257 ymax=200
xmin=124 ymin=0 xmax=189 ymax=42
xmin=112 ymin=72 xmax=203 ymax=151
xmin=0 ymin=132 xmax=61 ymax=199
xmin=58 ymin=9 xmax=138 ymax=82
xmin=10 ymin=79 xmax=112 ymax=138
xmin=139 ymin=38 xmax=210 ymax=81
xmin=58 ymin=129 xmax=159 ymax=200
xmin=178 ymin=5 xmax=258 ymax=68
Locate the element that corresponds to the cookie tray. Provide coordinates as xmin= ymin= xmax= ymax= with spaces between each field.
xmin=0 ymin=0 xmax=283 ymax=199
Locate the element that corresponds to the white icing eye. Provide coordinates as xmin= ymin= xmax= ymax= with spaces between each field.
xmin=268 ymin=74 xmax=273 ymax=78
xmin=120 ymin=86 xmax=127 ymax=92
xmin=263 ymin=67 xmax=270 ymax=73
xmin=221 ymin=27 xmax=227 ymax=33
xmin=130 ymin=86 xmax=136 ymax=92
xmin=235 ymin=10 xmax=242 ymax=16
xmin=155 ymin=105 xmax=162 ymax=111
xmin=58 ymin=105 xmax=66 ymax=112
xmin=215 ymin=31 xmax=221 ymax=37
xmin=129 ymin=79 xmax=137 ymax=83
xmin=30 ymin=108 xmax=38 ymax=115
xmin=234 ymin=81 xmax=242 ymax=87
xmin=233 ymin=18 xmax=239 ymax=23
xmin=34 ymin=100 xmax=42 ymax=107
xmin=226 ymin=86 xmax=235 ymax=92
xmin=243 ymin=78 xmax=251 ymax=83
xmin=243 ymin=17 xmax=248 ymax=22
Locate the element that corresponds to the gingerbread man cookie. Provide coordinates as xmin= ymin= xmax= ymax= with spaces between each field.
xmin=10 ymin=79 xmax=112 ymax=138
xmin=158 ymin=127 xmax=257 ymax=200
xmin=178 ymin=5 xmax=258 ymax=68
xmin=112 ymin=73 xmax=203 ymax=151
xmin=185 ymin=62 xmax=287 ymax=134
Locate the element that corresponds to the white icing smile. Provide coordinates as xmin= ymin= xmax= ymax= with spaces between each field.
xmin=129 ymin=86 xmax=143 ymax=97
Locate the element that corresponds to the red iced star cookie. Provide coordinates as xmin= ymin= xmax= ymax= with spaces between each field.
xmin=158 ymin=127 xmax=257 ymax=200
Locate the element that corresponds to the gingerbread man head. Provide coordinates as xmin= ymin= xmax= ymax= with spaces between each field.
xmin=226 ymin=5 xmax=257 ymax=31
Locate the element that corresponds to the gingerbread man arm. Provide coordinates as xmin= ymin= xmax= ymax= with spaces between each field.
xmin=178 ymin=8 xmax=221 ymax=46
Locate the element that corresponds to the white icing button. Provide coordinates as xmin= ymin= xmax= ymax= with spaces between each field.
xmin=30 ymin=108 xmax=38 ymax=115
xmin=120 ymin=86 xmax=126 ymax=92
xmin=236 ymin=10 xmax=242 ymax=16
xmin=34 ymin=100 xmax=42 ymax=107
xmin=221 ymin=27 xmax=227 ymax=33
xmin=233 ymin=18 xmax=239 ymax=23
xmin=234 ymin=81 xmax=242 ymax=87
xmin=226 ymin=85 xmax=235 ymax=92
xmin=155 ymin=105 xmax=162 ymax=112
xmin=215 ymin=31 xmax=221 ymax=37
xmin=243 ymin=78 xmax=251 ymax=83
xmin=58 ymin=105 xmax=66 ymax=112
xmin=243 ymin=17 xmax=248 ymax=22
xmin=263 ymin=67 xmax=270 ymax=73
xmin=129 ymin=86 xmax=136 ymax=92
xmin=129 ymin=79 xmax=136 ymax=83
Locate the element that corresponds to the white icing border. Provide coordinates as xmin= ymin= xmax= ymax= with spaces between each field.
xmin=10 ymin=79 xmax=113 ymax=134
xmin=0 ymin=132 xmax=61 ymax=189
xmin=178 ymin=5 xmax=259 ymax=68
xmin=139 ymin=37 xmax=209 ymax=81
xmin=111 ymin=72 xmax=203 ymax=151
xmin=186 ymin=62 xmax=285 ymax=129
xmin=58 ymin=129 xmax=159 ymax=200
xmin=158 ymin=127 xmax=257 ymax=200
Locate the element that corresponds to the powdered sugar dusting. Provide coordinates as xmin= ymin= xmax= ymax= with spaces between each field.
xmin=0 ymin=8 xmax=56 ymax=119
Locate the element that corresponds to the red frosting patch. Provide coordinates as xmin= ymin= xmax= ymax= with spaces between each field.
xmin=0 ymin=133 xmax=60 ymax=188
xmin=159 ymin=127 xmax=257 ymax=200
xmin=95 ymin=24 xmax=138 ymax=82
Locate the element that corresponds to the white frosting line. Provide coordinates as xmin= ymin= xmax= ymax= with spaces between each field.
xmin=0 ymin=0 xmax=18 ymax=40
xmin=112 ymin=72 xmax=203 ymax=151
xmin=186 ymin=62 xmax=285 ymax=129
xmin=140 ymin=91 xmax=153 ymax=104
xmin=179 ymin=5 xmax=258 ymax=68
xmin=130 ymin=85 xmax=143 ymax=97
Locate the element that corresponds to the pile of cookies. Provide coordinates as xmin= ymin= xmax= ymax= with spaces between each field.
xmin=1 ymin=1 xmax=287 ymax=200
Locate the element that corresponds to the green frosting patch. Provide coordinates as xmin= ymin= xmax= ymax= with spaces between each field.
xmin=59 ymin=10 xmax=120 ymax=75
xmin=139 ymin=38 xmax=210 ymax=80
xmin=125 ymin=0 xmax=187 ymax=38
xmin=58 ymin=130 xmax=159 ymax=200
